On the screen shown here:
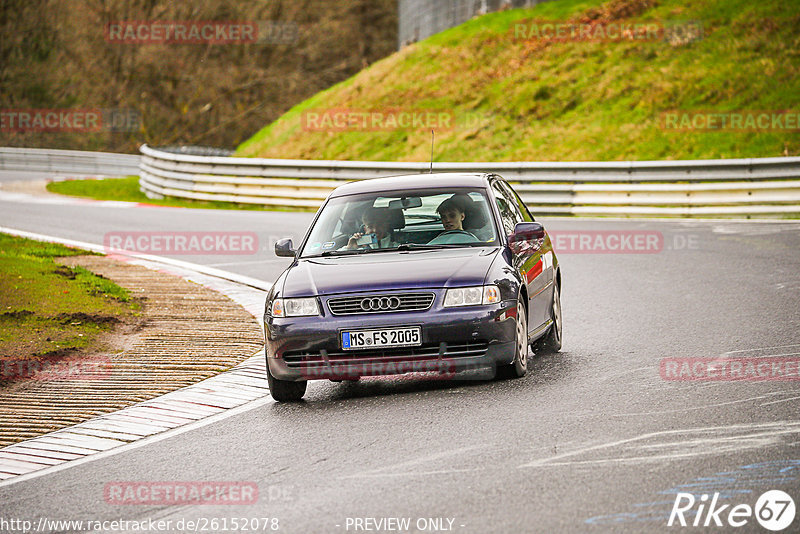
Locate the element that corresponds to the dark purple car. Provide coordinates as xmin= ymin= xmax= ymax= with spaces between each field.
xmin=264 ymin=173 xmax=562 ymax=401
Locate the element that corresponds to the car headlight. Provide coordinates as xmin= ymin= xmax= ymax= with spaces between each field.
xmin=444 ymin=285 xmax=500 ymax=307
xmin=270 ymin=298 xmax=319 ymax=317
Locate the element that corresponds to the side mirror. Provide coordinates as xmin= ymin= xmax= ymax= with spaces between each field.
xmin=275 ymin=238 xmax=296 ymax=257
xmin=509 ymin=222 xmax=545 ymax=244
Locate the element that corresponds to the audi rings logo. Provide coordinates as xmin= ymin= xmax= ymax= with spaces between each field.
xmin=360 ymin=296 xmax=401 ymax=312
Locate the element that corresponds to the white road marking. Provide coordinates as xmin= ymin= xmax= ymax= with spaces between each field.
xmin=519 ymin=421 xmax=800 ymax=469
xmin=0 ymin=189 xmax=138 ymax=207
xmin=207 ymin=258 xmax=289 ymax=267
xmin=611 ymin=391 xmax=800 ymax=417
xmin=595 ymin=366 xmax=651 ymax=382
xmin=342 ymin=468 xmax=483 ymax=478
xmin=340 ymin=445 xmax=486 ymax=479
xmin=760 ymin=395 xmax=800 ymax=407
xmin=722 ymin=343 xmax=800 ymax=355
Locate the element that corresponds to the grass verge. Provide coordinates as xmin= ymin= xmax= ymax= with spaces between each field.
xmin=0 ymin=233 xmax=139 ymax=381
xmin=46 ymin=176 xmax=311 ymax=211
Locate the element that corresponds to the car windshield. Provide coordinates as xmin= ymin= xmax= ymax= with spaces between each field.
xmin=300 ymin=188 xmax=499 ymax=258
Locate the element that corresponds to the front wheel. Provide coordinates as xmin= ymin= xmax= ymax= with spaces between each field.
xmin=498 ymin=299 xmax=528 ymax=378
xmin=267 ymin=361 xmax=307 ymax=402
xmin=536 ymin=281 xmax=562 ymax=354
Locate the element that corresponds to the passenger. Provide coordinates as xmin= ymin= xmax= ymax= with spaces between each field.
xmin=345 ymin=207 xmax=399 ymax=250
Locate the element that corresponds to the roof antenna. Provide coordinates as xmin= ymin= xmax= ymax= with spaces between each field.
xmin=429 ymin=129 xmax=435 ymax=174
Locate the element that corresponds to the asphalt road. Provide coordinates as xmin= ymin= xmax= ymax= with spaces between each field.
xmin=1 ymin=182 xmax=799 ymax=533
xmin=0 ymin=171 xmax=58 ymax=183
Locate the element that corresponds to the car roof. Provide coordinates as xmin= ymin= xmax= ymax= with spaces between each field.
xmin=329 ymin=172 xmax=493 ymax=198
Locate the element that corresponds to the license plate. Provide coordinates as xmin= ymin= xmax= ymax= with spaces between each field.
xmin=342 ymin=327 xmax=421 ymax=350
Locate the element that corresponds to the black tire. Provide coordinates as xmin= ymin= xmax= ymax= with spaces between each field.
xmin=536 ymin=281 xmax=562 ymax=354
xmin=497 ymin=299 xmax=528 ymax=379
xmin=267 ymin=362 xmax=307 ymax=402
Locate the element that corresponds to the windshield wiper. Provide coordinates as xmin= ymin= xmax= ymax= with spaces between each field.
xmin=396 ymin=243 xmax=460 ymax=251
xmin=316 ymin=242 xmax=494 ymax=256
xmin=319 ymin=249 xmax=369 ymax=257
xmin=397 ymin=242 xmax=496 ymax=251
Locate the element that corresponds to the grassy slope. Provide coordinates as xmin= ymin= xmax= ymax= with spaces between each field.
xmin=237 ymin=0 xmax=800 ymax=162
xmin=0 ymin=234 xmax=137 ymax=367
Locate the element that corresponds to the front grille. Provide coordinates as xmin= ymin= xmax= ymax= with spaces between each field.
xmin=282 ymin=341 xmax=489 ymax=369
xmin=327 ymin=292 xmax=435 ymax=316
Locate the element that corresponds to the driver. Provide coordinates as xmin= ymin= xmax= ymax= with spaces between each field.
xmin=436 ymin=196 xmax=466 ymax=231
xmin=344 ymin=207 xmax=398 ymax=250
xmin=427 ymin=196 xmax=480 ymax=245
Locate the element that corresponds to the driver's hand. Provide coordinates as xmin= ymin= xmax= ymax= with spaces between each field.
xmin=347 ymin=233 xmax=363 ymax=249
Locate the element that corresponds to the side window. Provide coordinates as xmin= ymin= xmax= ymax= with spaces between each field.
xmin=492 ymin=181 xmax=521 ymax=236
xmin=498 ymin=181 xmax=534 ymax=222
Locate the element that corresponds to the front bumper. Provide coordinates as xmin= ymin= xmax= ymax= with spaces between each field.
xmin=265 ymin=296 xmax=518 ymax=381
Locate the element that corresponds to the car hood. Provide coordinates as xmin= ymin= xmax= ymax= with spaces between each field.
xmin=282 ymin=248 xmax=501 ymax=296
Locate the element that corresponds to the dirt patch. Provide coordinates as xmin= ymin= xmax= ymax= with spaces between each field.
xmin=0 ymin=310 xmax=34 ymax=319
xmin=53 ymin=266 xmax=77 ymax=279
xmin=27 ymin=347 xmax=80 ymax=361
xmin=580 ymin=0 xmax=657 ymax=23
xmin=55 ymin=312 xmax=122 ymax=326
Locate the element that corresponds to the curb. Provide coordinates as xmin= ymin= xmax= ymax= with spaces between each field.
xmin=0 ymin=352 xmax=270 ymax=486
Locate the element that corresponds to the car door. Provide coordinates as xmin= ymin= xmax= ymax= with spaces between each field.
xmin=490 ymin=178 xmax=549 ymax=332
xmin=499 ymin=179 xmax=555 ymax=329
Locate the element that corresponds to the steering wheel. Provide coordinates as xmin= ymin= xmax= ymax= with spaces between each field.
xmin=427 ymin=229 xmax=479 ymax=245
xmin=439 ymin=230 xmax=478 ymax=239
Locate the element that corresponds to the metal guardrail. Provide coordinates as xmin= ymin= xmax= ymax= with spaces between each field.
xmin=140 ymin=144 xmax=800 ymax=217
xmin=0 ymin=147 xmax=140 ymax=176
